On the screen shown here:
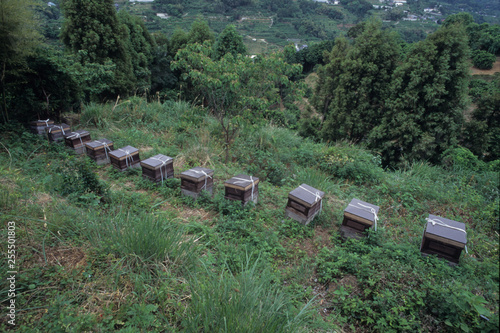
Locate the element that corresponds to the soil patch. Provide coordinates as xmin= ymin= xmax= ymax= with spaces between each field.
xmin=471 ymin=56 xmax=500 ymax=75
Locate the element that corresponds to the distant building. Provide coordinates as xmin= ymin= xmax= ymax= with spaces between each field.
xmin=156 ymin=13 xmax=169 ymax=19
xmin=47 ymin=1 xmax=56 ymax=6
xmin=295 ymin=43 xmax=308 ymax=51
xmin=130 ymin=0 xmax=154 ymax=2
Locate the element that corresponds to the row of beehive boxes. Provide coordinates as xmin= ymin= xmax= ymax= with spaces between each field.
xmin=31 ymin=120 xmax=468 ymax=264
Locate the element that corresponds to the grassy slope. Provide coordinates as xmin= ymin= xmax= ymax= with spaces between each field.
xmin=0 ymin=99 xmax=498 ymax=332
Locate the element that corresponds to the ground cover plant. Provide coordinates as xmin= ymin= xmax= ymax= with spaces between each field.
xmin=0 ymin=100 xmax=498 ymax=332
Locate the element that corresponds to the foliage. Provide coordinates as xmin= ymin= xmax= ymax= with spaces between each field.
xmin=472 ymin=49 xmax=496 ymax=70
xmin=182 ymin=258 xmax=313 ymax=333
xmin=317 ymin=20 xmax=400 ymax=143
xmin=172 ymin=43 xmax=303 ymax=162
xmin=0 ymin=0 xmax=42 ymax=122
xmin=368 ymin=22 xmax=470 ymax=166
xmin=117 ymin=10 xmax=156 ymax=94
xmin=213 ymin=24 xmax=246 ymax=60
xmin=463 ymin=80 xmax=500 ymax=161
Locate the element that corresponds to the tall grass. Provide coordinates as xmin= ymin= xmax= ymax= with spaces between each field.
xmin=76 ymin=208 xmax=198 ymax=270
xmin=182 ymin=257 xmax=313 ymax=333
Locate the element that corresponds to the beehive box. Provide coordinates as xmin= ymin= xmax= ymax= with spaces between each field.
xmin=341 ymin=198 xmax=380 ymax=239
xmin=30 ymin=119 xmax=54 ymax=135
xmin=140 ymin=154 xmax=174 ymax=183
xmin=46 ymin=123 xmax=70 ymax=142
xmin=64 ymin=130 xmax=92 ymax=154
xmin=285 ymin=184 xmax=325 ymax=225
xmin=420 ymin=214 xmax=467 ymax=264
xmin=180 ymin=167 xmax=214 ymax=199
xmin=109 ymin=146 xmax=141 ymax=171
xmin=224 ymin=174 xmax=259 ymax=205
xmin=85 ymin=139 xmax=114 ymax=165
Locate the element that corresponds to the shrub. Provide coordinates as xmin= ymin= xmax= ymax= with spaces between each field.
xmin=472 ymin=50 xmax=496 ymax=70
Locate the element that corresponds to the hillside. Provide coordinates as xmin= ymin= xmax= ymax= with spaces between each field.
xmin=0 ymin=100 xmax=498 ymax=331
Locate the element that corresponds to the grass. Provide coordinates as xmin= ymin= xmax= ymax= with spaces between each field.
xmin=0 ymin=99 xmax=498 ymax=332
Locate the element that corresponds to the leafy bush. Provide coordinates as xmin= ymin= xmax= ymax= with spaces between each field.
xmin=472 ymin=50 xmax=496 ymax=70
xmin=319 ymin=143 xmax=384 ymax=184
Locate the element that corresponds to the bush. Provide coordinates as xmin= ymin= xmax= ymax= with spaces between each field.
xmin=472 ymin=50 xmax=496 ymax=70
xmin=319 ymin=143 xmax=384 ymax=184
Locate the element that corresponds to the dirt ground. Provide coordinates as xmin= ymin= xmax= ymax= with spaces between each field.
xmin=471 ymin=56 xmax=500 ymax=75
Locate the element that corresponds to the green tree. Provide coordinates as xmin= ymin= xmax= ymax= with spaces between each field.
xmin=0 ymin=0 xmax=41 ymax=122
xmin=168 ymin=28 xmax=188 ymax=57
xmin=117 ymin=10 xmax=155 ymax=94
xmin=172 ymin=43 xmax=302 ymax=162
xmin=472 ymin=49 xmax=496 ymax=69
xmin=369 ymin=23 xmax=470 ymax=165
xmin=317 ymin=20 xmax=400 ymax=142
xmin=213 ymin=24 xmax=246 ymax=60
xmin=61 ymin=0 xmax=135 ymax=99
xmin=187 ymin=18 xmax=214 ymax=45
xmin=463 ymin=77 xmax=500 ymax=161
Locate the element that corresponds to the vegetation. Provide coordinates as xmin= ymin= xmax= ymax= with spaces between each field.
xmin=0 ymin=2 xmax=499 ymax=332
xmin=0 ymin=101 xmax=498 ymax=331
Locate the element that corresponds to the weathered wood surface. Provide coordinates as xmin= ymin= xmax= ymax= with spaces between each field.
xmin=180 ymin=167 xmax=214 ymax=182
xmin=288 ymin=184 xmax=324 ymax=208
xmin=64 ymin=130 xmax=91 ymax=148
xmin=141 ymin=154 xmax=174 ymax=182
xmin=224 ymin=174 xmax=259 ymax=191
xmin=109 ymin=146 xmax=140 ymax=170
xmin=224 ymin=174 xmax=259 ymax=204
xmin=46 ymin=123 xmax=71 ymax=142
xmin=85 ymin=139 xmax=114 ymax=159
xmin=30 ymin=119 xmax=54 ymax=135
xmin=343 ymin=198 xmax=379 ymax=225
xmin=420 ymin=214 xmax=467 ymax=264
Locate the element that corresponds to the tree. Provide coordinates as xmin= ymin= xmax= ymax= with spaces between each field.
xmin=117 ymin=10 xmax=155 ymax=94
xmin=187 ymin=18 xmax=214 ymax=45
xmin=317 ymin=20 xmax=400 ymax=142
xmin=169 ymin=28 xmax=188 ymax=57
xmin=61 ymin=0 xmax=135 ymax=99
xmin=472 ymin=49 xmax=496 ymax=69
xmin=369 ymin=23 xmax=470 ymax=165
xmin=463 ymin=76 xmax=500 ymax=161
xmin=0 ymin=0 xmax=41 ymax=122
xmin=213 ymin=24 xmax=246 ymax=60
xmin=172 ymin=43 xmax=303 ymax=162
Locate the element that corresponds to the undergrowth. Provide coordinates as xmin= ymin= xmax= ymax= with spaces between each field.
xmin=0 ymin=100 xmax=498 ymax=332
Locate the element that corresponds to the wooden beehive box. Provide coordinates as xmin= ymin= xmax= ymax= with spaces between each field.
xmin=180 ymin=167 xmax=214 ymax=199
xmin=420 ymin=214 xmax=467 ymax=264
xmin=85 ymin=139 xmax=114 ymax=165
xmin=140 ymin=154 xmax=174 ymax=183
xmin=109 ymin=146 xmax=141 ymax=171
xmin=64 ymin=130 xmax=92 ymax=154
xmin=46 ymin=123 xmax=70 ymax=142
xmin=285 ymin=184 xmax=325 ymax=225
xmin=341 ymin=198 xmax=380 ymax=239
xmin=30 ymin=119 xmax=54 ymax=135
xmin=224 ymin=174 xmax=259 ymax=205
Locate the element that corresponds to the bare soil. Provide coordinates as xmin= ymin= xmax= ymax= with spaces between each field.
xmin=471 ymin=56 xmax=500 ymax=75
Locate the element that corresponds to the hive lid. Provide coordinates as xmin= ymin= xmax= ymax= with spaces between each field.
xmin=344 ymin=198 xmax=379 ymax=223
xmin=31 ymin=119 xmax=54 ymax=126
xmin=85 ymin=139 xmax=113 ymax=150
xmin=64 ymin=130 xmax=89 ymax=139
xmin=225 ymin=174 xmax=259 ymax=191
xmin=141 ymin=154 xmax=173 ymax=168
xmin=425 ymin=214 xmax=467 ymax=245
xmin=47 ymin=123 xmax=70 ymax=133
xmin=109 ymin=146 xmax=139 ymax=159
xmin=180 ymin=167 xmax=214 ymax=181
xmin=289 ymin=183 xmax=325 ymax=207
